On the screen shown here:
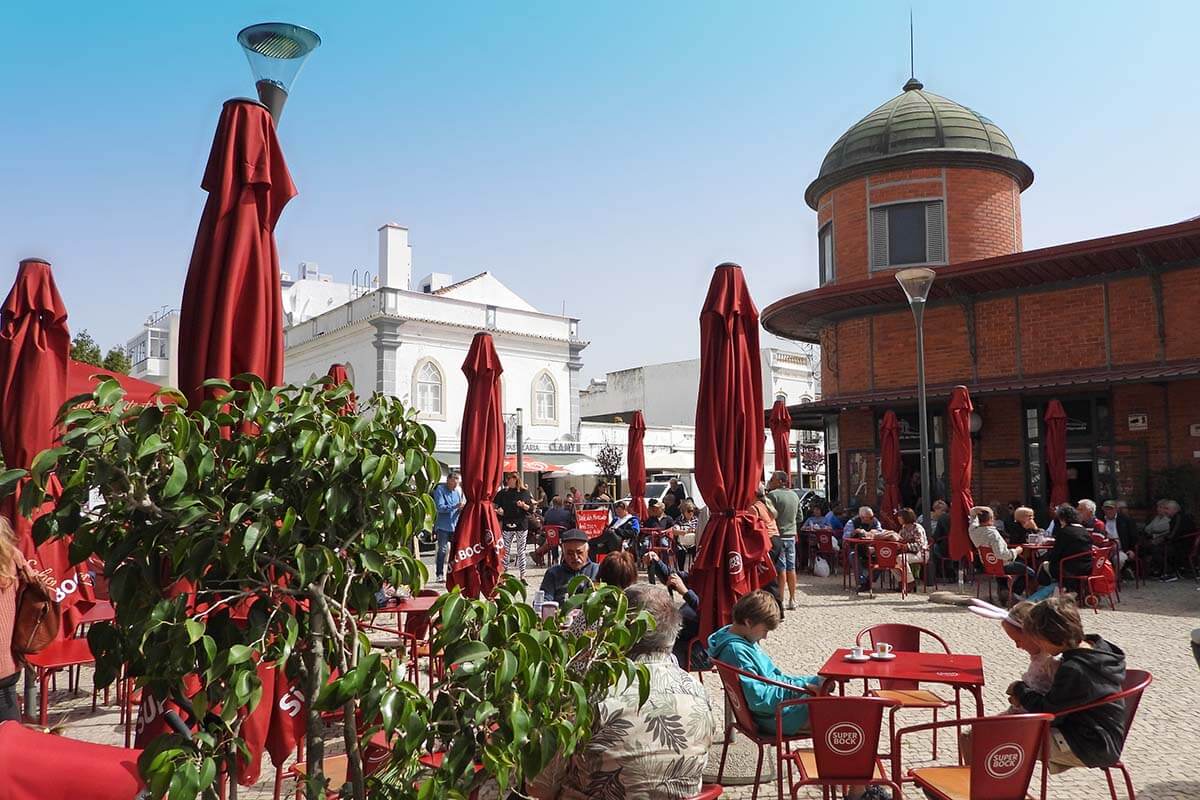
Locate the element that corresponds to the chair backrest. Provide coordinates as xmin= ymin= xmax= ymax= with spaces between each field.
xmin=816 ymin=531 xmax=835 ymax=555
xmin=711 ymin=660 xmax=763 ymax=736
xmin=977 ymin=545 xmax=1007 ymax=577
xmin=1090 ymin=532 xmax=1109 ymax=546
xmin=967 ymin=713 xmax=1051 ymax=800
xmin=544 ymin=526 xmax=562 ymax=546
xmin=856 ymin=624 xmax=950 ymax=690
xmin=871 ymin=540 xmax=901 ymax=570
xmin=684 ymin=785 xmax=724 ymax=800
xmin=800 ymin=695 xmax=894 ymax=781
xmin=1119 ymin=669 xmax=1152 ymax=736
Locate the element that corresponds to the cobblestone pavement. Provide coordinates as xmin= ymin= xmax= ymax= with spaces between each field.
xmin=45 ymin=563 xmax=1200 ymax=799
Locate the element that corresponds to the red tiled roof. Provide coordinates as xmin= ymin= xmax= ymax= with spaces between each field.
xmin=762 ymin=218 xmax=1200 ymax=342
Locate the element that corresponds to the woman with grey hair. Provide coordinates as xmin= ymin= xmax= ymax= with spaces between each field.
xmin=531 ymin=583 xmax=717 ymax=799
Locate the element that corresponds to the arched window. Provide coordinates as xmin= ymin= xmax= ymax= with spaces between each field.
xmin=414 ymin=359 xmax=445 ymax=418
xmin=532 ymin=371 xmax=558 ymax=424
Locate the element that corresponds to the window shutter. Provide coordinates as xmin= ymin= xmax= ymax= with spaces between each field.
xmin=869 ymin=207 xmax=889 ymax=269
xmin=925 ymin=200 xmax=946 ymax=263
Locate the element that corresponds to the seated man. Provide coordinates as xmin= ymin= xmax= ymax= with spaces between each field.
xmin=969 ymin=505 xmax=1033 ymax=599
xmin=539 ymin=529 xmax=599 ymax=604
xmin=707 ymin=590 xmax=823 ymax=735
xmin=591 ymin=501 xmax=638 ymax=558
xmin=531 ymin=583 xmax=717 ymax=799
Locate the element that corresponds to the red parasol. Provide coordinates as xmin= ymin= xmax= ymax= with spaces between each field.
xmin=168 ymin=98 xmax=294 ymax=783
xmin=768 ymin=399 xmax=792 ymax=484
xmin=326 ymin=362 xmax=357 ymax=414
xmin=501 ymin=456 xmax=563 ymax=474
xmin=1044 ymin=400 xmax=1070 ymax=508
xmin=177 ymin=98 xmax=295 ymax=409
xmin=627 ymin=411 xmax=648 ymax=520
xmin=691 ymin=264 xmax=777 ymax=642
xmin=448 ymin=333 xmax=506 ymax=598
xmin=67 ymin=360 xmax=163 ymax=405
xmin=947 ymin=387 xmax=975 ymax=561
xmin=0 ymin=259 xmax=91 ymax=618
xmin=0 ymin=721 xmax=144 ymax=800
xmin=879 ymin=410 xmax=903 ymax=528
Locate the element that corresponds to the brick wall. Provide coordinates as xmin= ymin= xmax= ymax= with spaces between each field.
xmin=975 ymin=297 xmax=1018 ymax=378
xmin=1163 ymin=270 xmax=1200 ymax=360
xmin=1168 ymin=380 xmax=1200 ymax=465
xmin=945 ymin=168 xmax=1022 ymax=260
xmin=1107 ymin=276 xmax=1159 ymax=364
xmin=816 ymin=165 xmax=1022 ymax=283
xmin=838 ymin=409 xmax=877 ymax=505
xmin=973 ymin=395 xmax=1025 ymax=503
xmin=1017 ymin=285 xmax=1107 ymax=374
xmin=836 ymin=318 xmax=872 ymax=393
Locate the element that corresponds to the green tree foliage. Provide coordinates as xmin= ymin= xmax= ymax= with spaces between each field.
xmin=70 ymin=329 xmax=103 ymax=366
xmin=12 ymin=375 xmax=649 ymax=800
xmin=102 ymin=347 xmax=132 ymax=374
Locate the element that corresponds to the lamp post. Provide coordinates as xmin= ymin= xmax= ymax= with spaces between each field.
xmin=515 ymin=408 xmax=524 ymax=480
xmin=896 ymin=267 xmax=937 ymax=530
xmin=237 ymin=22 xmax=321 ymax=123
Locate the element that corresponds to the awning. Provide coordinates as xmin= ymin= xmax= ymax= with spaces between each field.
xmin=643 ymin=450 xmax=694 ymax=472
xmin=544 ymin=456 xmax=598 ymax=477
xmin=503 ymin=455 xmax=564 ymax=473
xmin=68 ymin=360 xmax=165 ymax=405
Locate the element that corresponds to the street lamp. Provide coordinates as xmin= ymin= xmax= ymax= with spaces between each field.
xmin=237 ymin=22 xmax=321 ymax=123
xmin=896 ymin=267 xmax=936 ymax=529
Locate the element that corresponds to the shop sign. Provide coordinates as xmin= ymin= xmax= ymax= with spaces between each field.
xmin=1127 ymin=414 xmax=1148 ymax=432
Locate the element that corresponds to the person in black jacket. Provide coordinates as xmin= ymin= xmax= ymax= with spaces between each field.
xmin=493 ymin=472 xmax=534 ymax=580
xmin=1010 ymin=595 xmax=1127 ymax=773
xmin=1036 ymin=504 xmax=1094 ymax=588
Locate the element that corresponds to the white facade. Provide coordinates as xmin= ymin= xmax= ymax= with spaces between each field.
xmin=580 ymin=348 xmax=820 ymax=426
xmin=283 ymin=225 xmax=588 ymax=467
xmin=126 ymin=309 xmax=180 ymax=387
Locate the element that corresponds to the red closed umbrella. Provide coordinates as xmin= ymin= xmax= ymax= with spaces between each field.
xmin=326 ymin=362 xmax=357 ymax=414
xmin=1044 ymin=400 xmax=1070 ymax=509
xmin=947 ymin=387 xmax=975 ymax=561
xmin=448 ymin=333 xmax=506 ymax=598
xmin=692 ymin=264 xmax=777 ymax=642
xmin=627 ymin=411 xmax=648 ymax=520
xmin=879 ymin=410 xmax=903 ymax=528
xmin=169 ymin=98 xmax=294 ymax=783
xmin=0 ymin=259 xmax=91 ymax=618
xmin=768 ymin=399 xmax=792 ymax=484
xmin=177 ymin=98 xmax=296 ymax=409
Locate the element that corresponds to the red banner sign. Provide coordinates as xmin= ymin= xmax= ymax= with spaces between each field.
xmin=575 ymin=509 xmax=610 ymax=539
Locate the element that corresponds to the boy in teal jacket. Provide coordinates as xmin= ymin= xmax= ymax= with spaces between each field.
xmin=708 ymin=590 xmax=823 ymax=734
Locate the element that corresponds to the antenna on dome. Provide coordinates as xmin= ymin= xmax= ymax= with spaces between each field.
xmin=909 ymin=9 xmax=915 ymax=80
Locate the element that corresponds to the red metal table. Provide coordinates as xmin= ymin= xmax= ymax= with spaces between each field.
xmin=368 ymin=595 xmax=439 ymax=635
xmin=1020 ymin=541 xmax=1054 ymax=568
xmin=843 ymin=536 xmax=881 ymax=595
xmin=818 ymin=648 xmax=986 ymax=716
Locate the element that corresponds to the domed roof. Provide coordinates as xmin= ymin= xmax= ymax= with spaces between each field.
xmin=805 ymin=78 xmax=1033 ymax=208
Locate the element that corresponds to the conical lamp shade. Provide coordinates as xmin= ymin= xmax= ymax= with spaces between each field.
xmin=237 ymin=22 xmax=321 ymax=123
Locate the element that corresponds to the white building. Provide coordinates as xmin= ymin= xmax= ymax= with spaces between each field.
xmin=126 ymin=308 xmax=181 ymax=387
xmin=575 ymin=349 xmax=825 ymax=493
xmin=282 ymin=224 xmax=589 ymax=472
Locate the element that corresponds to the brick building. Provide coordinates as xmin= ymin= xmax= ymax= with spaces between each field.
xmin=762 ymin=77 xmax=1200 ymax=517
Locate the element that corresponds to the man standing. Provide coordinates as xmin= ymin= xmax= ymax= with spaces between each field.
xmin=431 ymin=471 xmax=464 ymax=582
xmin=539 ymin=529 xmax=600 ymax=604
xmin=1101 ymin=500 xmax=1136 ymax=574
xmin=668 ymin=477 xmax=687 ymax=508
xmin=767 ymin=470 xmax=800 ymax=609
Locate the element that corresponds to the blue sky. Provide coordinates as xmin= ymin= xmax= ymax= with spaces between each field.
xmin=2 ymin=1 xmax=1198 ymax=379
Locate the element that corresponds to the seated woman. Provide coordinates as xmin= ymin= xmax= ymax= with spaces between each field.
xmin=591 ymin=501 xmax=638 ymax=557
xmin=707 ymin=591 xmax=823 ymax=735
xmin=883 ymin=507 xmax=928 ymax=592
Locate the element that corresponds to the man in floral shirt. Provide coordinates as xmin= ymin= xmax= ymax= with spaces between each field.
xmin=530 ymin=583 xmax=717 ymax=799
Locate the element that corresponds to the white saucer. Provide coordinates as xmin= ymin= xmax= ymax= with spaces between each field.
xmin=843 ymin=654 xmax=871 ymax=663
xmin=870 ymin=652 xmax=897 ymax=661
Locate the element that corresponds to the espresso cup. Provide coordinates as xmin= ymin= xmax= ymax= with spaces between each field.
xmin=875 ymin=642 xmax=893 ymax=656
xmin=850 ymin=645 xmax=866 ymax=659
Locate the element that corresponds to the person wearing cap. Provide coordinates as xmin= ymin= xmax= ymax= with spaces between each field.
xmin=539 ymin=528 xmax=599 ymax=604
xmin=1101 ymin=500 xmax=1137 ymax=574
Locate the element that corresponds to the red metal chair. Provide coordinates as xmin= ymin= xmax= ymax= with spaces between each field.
xmin=543 ymin=524 xmax=563 ymax=565
xmin=809 ymin=529 xmax=841 ymax=580
xmin=1059 ymin=545 xmax=1118 ymax=613
xmin=894 ymin=712 xmax=1052 ymax=800
xmin=711 ymin=659 xmax=815 ymax=800
xmin=855 ymin=624 xmax=959 ymax=760
xmin=1052 ymin=669 xmax=1151 ymax=800
xmin=867 ymin=540 xmax=905 ymax=597
xmin=25 ymin=636 xmax=96 ymax=726
xmin=647 ymin=528 xmax=677 ymax=569
xmin=780 ymin=695 xmax=900 ymax=799
xmin=976 ymin=545 xmax=1017 ymax=606
xmin=685 ymin=786 xmax=723 ymax=800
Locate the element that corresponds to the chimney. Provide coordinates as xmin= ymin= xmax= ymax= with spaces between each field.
xmin=377 ymin=223 xmax=412 ymax=291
